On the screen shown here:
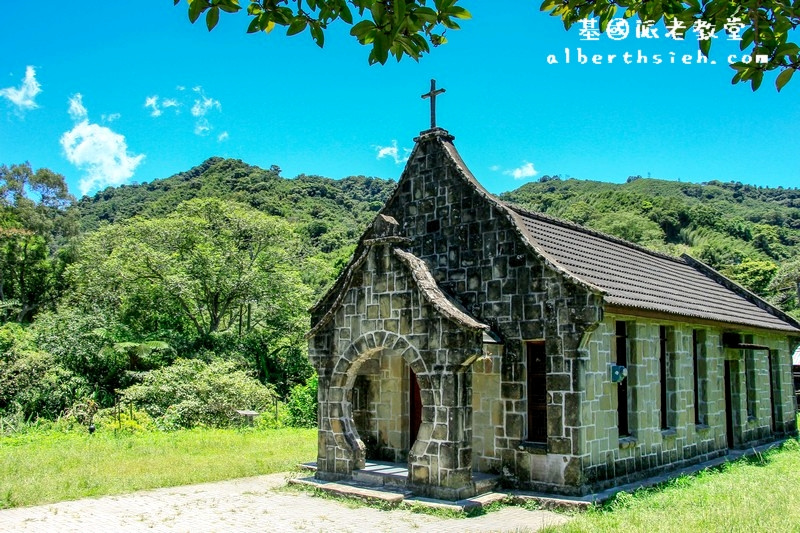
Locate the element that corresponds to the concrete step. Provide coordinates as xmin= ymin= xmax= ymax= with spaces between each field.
xmin=288 ymin=477 xmax=408 ymax=506
xmin=352 ymin=463 xmax=408 ymax=488
xmin=473 ymin=472 xmax=501 ymax=495
xmin=290 ymin=476 xmax=511 ymax=513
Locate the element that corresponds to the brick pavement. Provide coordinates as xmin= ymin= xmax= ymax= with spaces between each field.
xmin=0 ymin=473 xmax=569 ymax=532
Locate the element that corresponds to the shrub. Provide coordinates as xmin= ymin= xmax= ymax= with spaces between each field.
xmin=119 ymin=359 xmax=276 ymax=429
xmin=94 ymin=407 xmax=156 ymax=433
xmin=285 ymin=374 xmax=318 ymax=428
xmin=0 ymin=323 xmax=90 ymax=420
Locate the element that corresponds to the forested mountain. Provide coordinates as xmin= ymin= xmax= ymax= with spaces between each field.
xmin=78 ymin=157 xmax=397 ymax=256
xmin=3 ymin=157 xmax=799 ymax=429
xmin=79 ymin=161 xmax=800 ymax=318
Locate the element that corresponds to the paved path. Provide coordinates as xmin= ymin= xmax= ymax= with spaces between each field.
xmin=0 ymin=473 xmax=569 ymax=532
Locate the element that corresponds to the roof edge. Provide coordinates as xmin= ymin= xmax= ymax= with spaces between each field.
xmin=681 ymin=254 xmax=800 ymax=331
xmin=394 ymin=248 xmax=489 ymax=331
xmin=438 ymin=140 xmax=607 ymax=297
xmin=605 ymin=304 xmax=800 ymax=334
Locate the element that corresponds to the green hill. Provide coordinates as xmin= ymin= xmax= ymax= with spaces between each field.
xmin=78 ymin=157 xmax=398 ymax=256
xmin=77 ymin=162 xmax=800 ymax=317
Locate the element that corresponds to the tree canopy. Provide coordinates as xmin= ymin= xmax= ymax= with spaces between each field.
xmin=177 ymin=0 xmax=799 ymax=90
xmin=176 ymin=0 xmax=471 ymax=64
xmin=540 ymin=0 xmax=799 ymax=91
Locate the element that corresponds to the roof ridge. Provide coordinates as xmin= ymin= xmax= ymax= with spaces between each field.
xmin=504 ymin=203 xmax=687 ymax=265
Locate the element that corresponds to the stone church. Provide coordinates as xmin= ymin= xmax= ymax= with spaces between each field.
xmin=307 ymin=125 xmax=800 ymax=499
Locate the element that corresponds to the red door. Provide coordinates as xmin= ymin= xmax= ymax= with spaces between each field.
xmin=410 ymin=368 xmax=422 ymax=446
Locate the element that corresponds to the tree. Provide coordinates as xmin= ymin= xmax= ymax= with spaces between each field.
xmin=540 ymin=0 xmax=800 ymax=91
xmin=176 ymin=0 xmax=471 ymax=64
xmin=722 ymin=257 xmax=778 ymax=296
xmin=0 ymin=163 xmax=77 ymax=322
xmin=589 ymin=211 xmax=666 ymax=247
xmin=768 ymin=256 xmax=800 ymax=317
xmin=71 ymin=198 xmax=309 ymax=342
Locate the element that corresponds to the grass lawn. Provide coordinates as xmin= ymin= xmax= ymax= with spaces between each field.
xmin=0 ymin=427 xmax=316 ymax=509
xmin=3 ymin=425 xmax=800 ymax=533
xmin=543 ymin=437 xmax=800 ymax=533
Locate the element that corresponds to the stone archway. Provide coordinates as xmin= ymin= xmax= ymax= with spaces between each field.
xmin=317 ymin=332 xmax=430 ymax=477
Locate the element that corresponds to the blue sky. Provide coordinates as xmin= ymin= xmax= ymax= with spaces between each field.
xmin=1 ymin=2 xmax=798 ymax=197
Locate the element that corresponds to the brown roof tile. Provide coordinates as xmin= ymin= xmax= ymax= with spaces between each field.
xmin=511 ymin=207 xmax=800 ymax=333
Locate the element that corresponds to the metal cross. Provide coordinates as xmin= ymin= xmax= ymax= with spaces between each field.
xmin=421 ymin=79 xmax=445 ymax=129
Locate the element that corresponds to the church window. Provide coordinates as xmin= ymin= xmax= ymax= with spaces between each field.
xmin=526 ymin=341 xmax=548 ymax=443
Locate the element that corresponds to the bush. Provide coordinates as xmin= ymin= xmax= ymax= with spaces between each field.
xmin=285 ymin=374 xmax=318 ymax=428
xmin=119 ymin=359 xmax=276 ymax=429
xmin=94 ymin=407 xmax=156 ymax=433
xmin=31 ymin=308 xmax=120 ymax=405
xmin=0 ymin=323 xmax=90 ymax=420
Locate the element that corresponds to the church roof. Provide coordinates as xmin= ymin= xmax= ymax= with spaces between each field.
xmin=431 ymin=127 xmax=800 ymax=334
xmin=510 ymin=209 xmax=800 ymax=333
xmin=312 ymin=127 xmax=800 ymax=336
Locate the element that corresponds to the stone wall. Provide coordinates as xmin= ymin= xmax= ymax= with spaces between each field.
xmin=378 ymin=129 xmax=604 ymax=491
xmin=309 ymin=238 xmax=487 ymax=499
xmin=579 ymin=314 xmax=797 ymax=490
xmin=470 ymin=344 xmax=503 ymax=473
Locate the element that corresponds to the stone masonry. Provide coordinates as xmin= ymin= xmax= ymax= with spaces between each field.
xmin=308 ymin=126 xmax=800 ymax=499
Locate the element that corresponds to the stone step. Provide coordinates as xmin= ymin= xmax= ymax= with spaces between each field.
xmin=288 ymin=477 xmax=407 ymax=506
xmin=352 ymin=468 xmax=408 ymax=488
xmin=473 ymin=472 xmax=501 ymax=495
xmin=290 ymin=476 xmax=512 ymax=513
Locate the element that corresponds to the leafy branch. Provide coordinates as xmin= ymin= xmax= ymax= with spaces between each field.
xmin=175 ymin=0 xmax=471 ymax=64
xmin=539 ymin=0 xmax=800 ymax=91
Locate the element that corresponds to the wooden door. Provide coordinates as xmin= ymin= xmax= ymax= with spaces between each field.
xmin=527 ymin=341 xmax=548 ymax=443
xmin=409 ymin=368 xmax=422 ymax=446
xmin=724 ymin=361 xmax=734 ymax=448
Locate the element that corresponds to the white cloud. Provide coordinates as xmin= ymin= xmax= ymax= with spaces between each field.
xmin=144 ymin=95 xmax=162 ymax=117
xmin=191 ymin=89 xmax=221 ymax=118
xmin=67 ymin=93 xmax=87 ymax=121
xmin=144 ymin=86 xmax=219 ymax=134
xmin=504 ymin=161 xmax=538 ymax=180
xmin=102 ymin=113 xmax=121 ymax=123
xmin=375 ymin=140 xmax=411 ymax=165
xmin=61 ymin=97 xmax=144 ymax=195
xmin=489 ymin=165 xmax=501 ymax=172
xmin=217 ymin=131 xmax=229 ymax=142
xmin=189 ymin=87 xmax=221 ymax=136
xmin=194 ymin=118 xmax=211 ymax=136
xmin=0 ymin=66 xmax=42 ymax=112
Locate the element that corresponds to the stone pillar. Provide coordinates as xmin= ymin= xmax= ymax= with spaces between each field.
xmin=408 ymin=366 xmax=474 ymax=499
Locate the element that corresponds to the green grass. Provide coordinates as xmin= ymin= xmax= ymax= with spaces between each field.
xmin=0 ymin=427 xmax=316 ymax=509
xmin=4 ymin=424 xmax=800 ymax=533
xmin=543 ymin=438 xmax=800 ymax=533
